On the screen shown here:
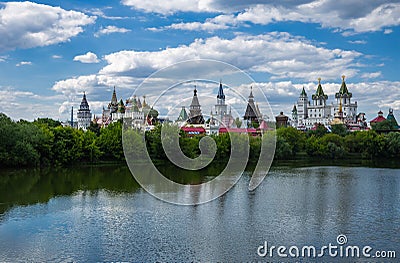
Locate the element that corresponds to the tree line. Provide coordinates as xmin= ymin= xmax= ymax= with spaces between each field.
xmin=1 ymin=113 xmax=399 ymax=168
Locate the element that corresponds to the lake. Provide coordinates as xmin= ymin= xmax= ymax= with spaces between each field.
xmin=0 ymin=163 xmax=399 ymax=262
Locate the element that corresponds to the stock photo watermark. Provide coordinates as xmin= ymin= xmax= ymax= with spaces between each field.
xmin=257 ymin=234 xmax=396 ymax=260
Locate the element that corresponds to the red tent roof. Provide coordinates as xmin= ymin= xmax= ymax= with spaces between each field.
xmin=258 ymin=120 xmax=269 ymax=130
xmin=370 ymin=116 xmax=386 ymax=123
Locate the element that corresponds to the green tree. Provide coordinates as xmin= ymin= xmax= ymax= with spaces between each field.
xmin=52 ymin=126 xmax=83 ymax=166
xmin=307 ymin=124 xmax=327 ymax=137
xmin=372 ymin=119 xmax=399 ymax=131
xmin=97 ymin=121 xmax=123 ymax=161
xmin=34 ymin=118 xmax=61 ymax=128
xmin=275 ymin=137 xmax=292 ymax=159
xmin=81 ymin=130 xmax=101 ymax=162
xmin=234 ymin=117 xmax=242 ymax=128
xmin=276 ymin=127 xmax=305 ymax=156
xmin=385 ymin=132 xmax=400 ymax=157
xmin=331 ymin=124 xmax=348 ymax=137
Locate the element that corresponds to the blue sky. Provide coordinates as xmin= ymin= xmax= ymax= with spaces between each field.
xmin=0 ymin=0 xmax=399 ymax=122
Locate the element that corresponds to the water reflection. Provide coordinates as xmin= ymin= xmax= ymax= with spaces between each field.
xmin=0 ymin=165 xmax=140 ymax=215
xmin=0 ymin=165 xmax=399 ymax=261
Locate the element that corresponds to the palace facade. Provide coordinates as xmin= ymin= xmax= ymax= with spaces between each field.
xmin=292 ymin=76 xmax=359 ymax=130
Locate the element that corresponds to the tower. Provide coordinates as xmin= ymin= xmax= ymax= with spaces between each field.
xmin=312 ymin=78 xmax=328 ymax=106
xmin=291 ymin=105 xmax=298 ymax=127
xmin=215 ymin=81 xmax=228 ymax=123
xmin=77 ymin=92 xmax=92 ymax=131
xmin=108 ymin=86 xmax=118 ymax=114
xmin=187 ymin=86 xmax=204 ymax=124
xmin=70 ymin=106 xmax=74 ymax=127
xmin=335 ymin=75 xmax=357 ymax=122
xmin=243 ymin=87 xmax=259 ymax=127
xmin=297 ymin=86 xmax=308 ymax=126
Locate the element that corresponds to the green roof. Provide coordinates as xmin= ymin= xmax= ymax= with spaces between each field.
xmin=300 ymin=86 xmax=307 ymax=96
xmin=387 ymin=108 xmax=399 ymax=129
xmin=335 ymin=75 xmax=352 ymax=98
xmin=177 ymin=107 xmax=188 ymax=121
xmin=312 ymin=78 xmax=328 ymax=100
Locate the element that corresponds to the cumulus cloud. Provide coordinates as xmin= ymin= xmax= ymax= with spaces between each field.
xmin=94 ymin=25 xmax=131 ymax=37
xmin=121 ymin=0 xmax=216 ymax=14
xmin=99 ymin=32 xmax=361 ymax=81
xmin=361 ymin=71 xmax=382 ymax=79
xmin=142 ymin=1 xmax=400 ymax=34
xmin=0 ymin=1 xmax=96 ymax=52
xmin=73 ymin=52 xmax=100 ymax=63
xmin=0 ymin=87 xmax=64 ymax=120
xmin=16 ymin=61 xmax=32 ymax=66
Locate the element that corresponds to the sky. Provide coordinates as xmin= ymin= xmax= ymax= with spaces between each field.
xmin=0 ymin=0 xmax=399 ymax=122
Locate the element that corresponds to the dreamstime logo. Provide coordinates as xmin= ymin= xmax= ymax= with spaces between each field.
xmin=257 ymin=234 xmax=397 ymax=259
xmin=122 ymin=59 xmax=276 ymax=205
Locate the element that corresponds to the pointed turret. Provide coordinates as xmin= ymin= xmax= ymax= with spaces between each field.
xmin=244 ymin=86 xmax=259 ymax=127
xmin=300 ymin=86 xmax=307 ymax=97
xmin=108 ymin=86 xmax=119 ymax=114
xmin=312 ymin=78 xmax=328 ymax=99
xmin=387 ymin=108 xmax=399 ymax=129
xmin=117 ymin=99 xmax=125 ymax=113
xmin=187 ymin=85 xmax=204 ymax=124
xmin=77 ymin=92 xmax=92 ymax=130
xmin=111 ymin=86 xmax=117 ymax=104
xmin=335 ymin=75 xmax=352 ymax=99
xmin=177 ymin=106 xmax=188 ymax=122
xmin=217 ymin=81 xmax=225 ymax=100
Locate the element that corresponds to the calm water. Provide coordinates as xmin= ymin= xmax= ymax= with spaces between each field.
xmin=0 ymin=164 xmax=399 ymax=262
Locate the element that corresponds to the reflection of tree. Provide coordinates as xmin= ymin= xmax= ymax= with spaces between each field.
xmin=0 ymin=165 xmax=140 ymax=215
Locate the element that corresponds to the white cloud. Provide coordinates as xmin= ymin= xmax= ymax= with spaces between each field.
xmin=152 ymin=14 xmax=236 ymax=32
xmin=0 ymin=1 xmax=96 ymax=52
xmin=99 ymin=32 xmax=361 ymax=81
xmin=121 ymin=0 xmax=216 ymax=14
xmin=145 ymin=1 xmax=400 ymax=34
xmin=384 ymin=28 xmax=393 ymax=34
xmin=0 ymin=87 xmax=64 ymax=120
xmin=86 ymin=8 xmax=130 ymax=20
xmin=348 ymin=40 xmax=367 ymax=44
xmin=94 ymin=25 xmax=131 ymax=37
xmin=361 ymin=71 xmax=382 ymax=79
xmin=52 ymin=55 xmax=62 ymax=59
xmin=0 ymin=55 xmax=8 ymax=62
xmin=16 ymin=61 xmax=32 ymax=66
xmin=73 ymin=52 xmax=100 ymax=63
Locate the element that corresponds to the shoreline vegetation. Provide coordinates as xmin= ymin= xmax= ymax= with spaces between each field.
xmin=1 ymin=113 xmax=400 ymax=168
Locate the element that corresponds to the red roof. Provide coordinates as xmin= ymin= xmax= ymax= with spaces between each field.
xmin=219 ymin=127 xmax=257 ymax=133
xmin=181 ymin=127 xmax=205 ymax=133
xmin=258 ymin=120 xmax=269 ymax=130
xmin=370 ymin=116 xmax=386 ymax=123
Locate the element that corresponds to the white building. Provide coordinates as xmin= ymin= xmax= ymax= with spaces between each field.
xmin=292 ymin=76 xmax=357 ymax=130
xmin=77 ymin=92 xmax=92 ymax=131
xmin=100 ymin=87 xmax=157 ymax=130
